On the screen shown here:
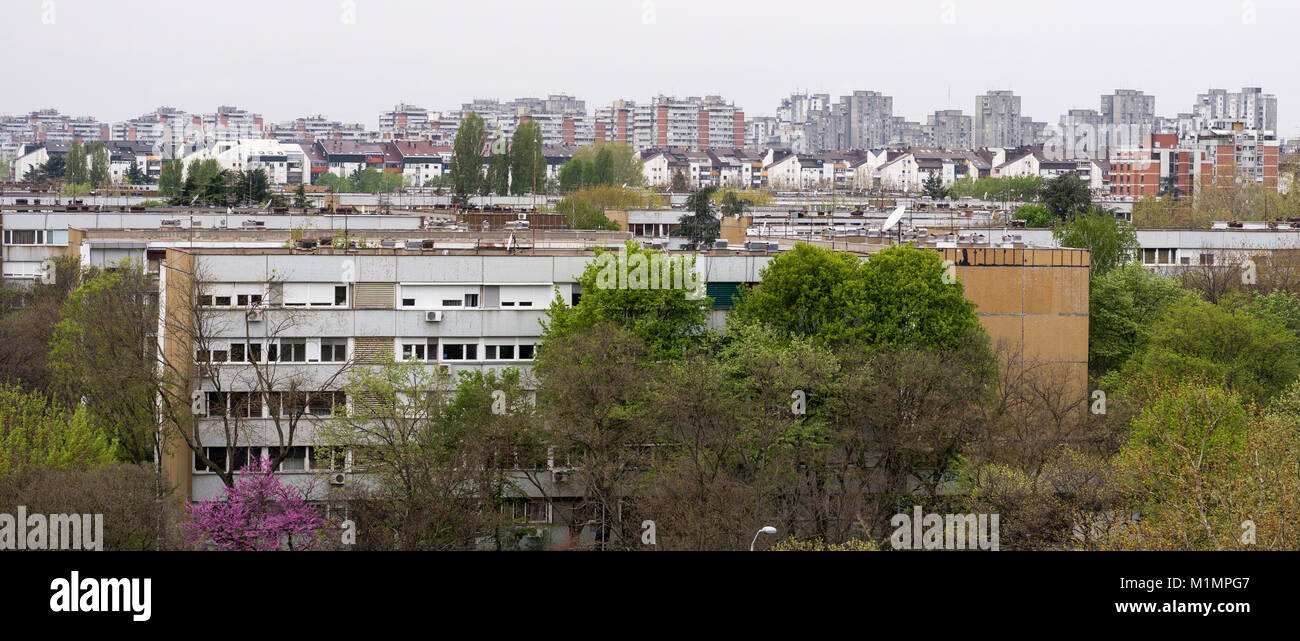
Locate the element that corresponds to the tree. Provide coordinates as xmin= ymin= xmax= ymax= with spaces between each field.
xmin=719 ymin=190 xmax=747 ymax=217
xmin=0 ymin=256 xmax=81 ymax=390
xmin=49 ymin=260 xmax=159 ymax=463
xmin=319 ymin=359 xmax=543 ymax=550
xmin=1051 ymin=210 xmax=1139 ymax=277
xmin=542 ymin=241 xmax=709 ymax=359
xmin=124 ymin=159 xmax=146 ymax=185
xmin=1158 ymin=174 xmax=1182 ymax=201
xmin=1087 ymin=264 xmax=1191 ymax=378
xmin=557 ymin=142 xmax=644 ymax=191
xmin=449 ymin=112 xmax=487 ymax=205
xmin=88 ymin=141 xmax=110 ymax=188
xmin=182 ymin=455 xmax=332 ymax=550
xmin=592 ymin=145 xmax=614 ymax=186
xmin=487 ymin=150 xmax=510 ymax=195
xmin=158 ymin=159 xmax=183 ymax=198
xmin=534 ymin=323 xmax=656 ymax=549
xmin=1131 ymin=195 xmax=1206 ymax=229
xmin=557 ymin=159 xmax=586 ymax=191
xmin=670 ymin=168 xmax=690 ymax=192
xmin=734 ymin=243 xmax=981 ymax=352
xmin=1114 ymin=297 xmax=1300 ymax=404
xmin=1012 ymin=204 xmax=1054 ymax=228
xmin=1039 ymin=172 xmax=1093 ymax=219
xmin=674 ymin=186 xmax=721 ymax=250
xmin=64 ymin=140 xmax=88 ymax=186
xmin=292 ymin=183 xmax=310 ymax=210
xmin=0 ymin=383 xmax=116 ymax=476
xmin=155 ymin=267 xmax=353 ymax=489
xmin=921 ymin=172 xmax=949 ymax=199
xmin=1099 ymin=381 xmax=1300 ymax=550
xmin=510 ymin=120 xmax=545 ymax=195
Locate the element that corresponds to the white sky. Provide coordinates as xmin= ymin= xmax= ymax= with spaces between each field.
xmin=2 ymin=0 xmax=1296 ymax=136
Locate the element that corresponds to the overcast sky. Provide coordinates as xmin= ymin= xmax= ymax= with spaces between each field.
xmin=3 ymin=0 xmax=1296 ymax=135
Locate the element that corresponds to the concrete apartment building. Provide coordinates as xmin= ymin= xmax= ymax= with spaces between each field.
xmin=927 ymin=110 xmax=973 ymax=150
xmin=974 ymin=90 xmax=1024 ymax=148
xmin=1194 ymin=87 xmax=1277 ymax=133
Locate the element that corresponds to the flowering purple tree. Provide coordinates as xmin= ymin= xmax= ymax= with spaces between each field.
xmin=184 ymin=455 xmax=332 ymax=550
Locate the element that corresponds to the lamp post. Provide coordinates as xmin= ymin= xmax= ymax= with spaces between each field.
xmin=750 ymin=525 xmax=777 ymax=551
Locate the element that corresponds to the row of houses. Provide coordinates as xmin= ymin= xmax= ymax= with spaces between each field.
xmin=641 ymin=146 xmax=1109 ymax=194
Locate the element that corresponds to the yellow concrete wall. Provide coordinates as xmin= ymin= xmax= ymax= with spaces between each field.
xmin=941 ymin=247 xmax=1091 ymax=397
xmin=159 ymin=249 xmax=196 ymax=498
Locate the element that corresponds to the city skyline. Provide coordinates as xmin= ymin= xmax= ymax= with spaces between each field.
xmin=0 ymin=83 xmax=1284 ymax=139
xmin=2 ymin=0 xmax=1296 ymax=133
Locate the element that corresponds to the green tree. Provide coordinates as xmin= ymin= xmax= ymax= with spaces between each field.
xmin=1087 ymin=264 xmax=1191 ymax=378
xmin=674 ymin=186 xmax=721 ymax=250
xmin=733 ymin=243 xmax=981 ymax=352
xmin=320 ymin=359 xmax=543 ymax=549
xmin=158 ymin=159 xmax=183 ymax=198
xmin=1100 ymin=382 xmax=1300 ymax=549
xmin=1052 ymin=210 xmax=1139 ymax=277
xmin=542 ymin=241 xmax=709 ymax=359
xmin=450 ymin=112 xmax=487 ymax=205
xmin=921 ymin=173 xmax=948 ymax=199
xmin=64 ymin=140 xmax=88 ymax=186
xmin=124 ymin=159 xmax=146 ymax=185
xmin=1039 ymin=172 xmax=1093 ymax=219
xmin=557 ymin=159 xmax=586 ymax=191
xmin=719 ymin=190 xmax=747 ymax=217
xmin=88 ymin=141 xmax=110 ymax=188
xmin=557 ymin=142 xmax=644 ymax=191
xmin=1012 ymin=204 xmax=1054 ymax=228
xmin=488 ymin=151 xmax=510 ymax=195
xmin=49 ymin=260 xmax=159 ymax=463
xmin=510 ymin=120 xmax=545 ymax=195
xmin=0 ymin=384 xmax=117 ymax=476
xmin=1115 ymin=297 xmax=1300 ymax=404
xmin=670 ymin=168 xmax=690 ymax=192
xmin=293 ymin=183 xmax=310 ymax=210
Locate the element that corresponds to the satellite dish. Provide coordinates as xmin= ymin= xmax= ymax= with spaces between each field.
xmin=881 ymin=204 xmax=907 ymax=232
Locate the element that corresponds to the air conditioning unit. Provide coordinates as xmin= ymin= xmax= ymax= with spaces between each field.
xmin=436 ymin=364 xmax=451 ymax=375
xmin=425 ymin=310 xmax=443 ymax=322
xmin=245 ymin=308 xmax=264 ymax=322
xmin=329 ymin=471 xmax=346 ymax=486
xmin=553 ymin=469 xmax=572 ymax=483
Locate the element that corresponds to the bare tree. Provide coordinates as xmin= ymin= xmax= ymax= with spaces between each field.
xmin=157 ymin=263 xmax=352 ymax=489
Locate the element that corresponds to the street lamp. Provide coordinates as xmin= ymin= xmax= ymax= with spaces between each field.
xmin=750 ymin=525 xmax=777 ymax=551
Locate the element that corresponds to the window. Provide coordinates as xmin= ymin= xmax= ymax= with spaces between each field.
xmin=276 ymin=339 xmax=307 ymax=362
xmin=206 ymin=392 xmax=226 ymax=418
xmin=236 ymin=293 xmax=264 ymax=307
xmin=401 ymin=342 xmax=428 ymax=361
xmin=197 ymin=347 xmax=229 ymax=363
xmin=463 ymin=293 xmax=479 ymax=307
xmin=3 ymin=230 xmax=40 ymax=245
xmin=510 ymin=499 xmax=549 ymax=523
xmin=486 ymin=344 xmax=515 ymax=360
xmin=321 ymin=338 xmax=348 ymax=362
xmin=269 ymin=446 xmax=310 ymax=471
xmin=441 ymin=299 xmax=463 ymax=307
xmin=229 ymin=392 xmax=264 ymax=418
xmin=1200 ymin=253 xmax=1215 ymax=266
xmin=308 ymin=392 xmax=344 ymax=417
xmin=441 ymin=342 xmax=477 ymax=360
xmin=283 ymin=283 xmax=347 ymax=307
xmin=230 ymin=342 xmax=262 ymax=363
xmin=519 ymin=344 xmax=535 ymax=360
xmin=402 ymin=298 xmax=415 ymax=307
